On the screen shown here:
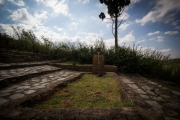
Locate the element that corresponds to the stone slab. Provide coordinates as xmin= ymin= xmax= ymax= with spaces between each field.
xmin=0 ymin=98 xmax=9 ymax=105
xmin=152 ymin=107 xmax=163 ymax=114
xmin=10 ymin=93 xmax=24 ymax=100
xmin=0 ymin=93 xmax=10 ymax=97
xmin=121 ymin=78 xmax=134 ymax=84
xmin=24 ymin=90 xmax=35 ymax=94
xmin=135 ymin=89 xmax=146 ymax=94
xmin=146 ymin=101 xmax=161 ymax=108
xmin=165 ymin=117 xmax=179 ymax=120
xmin=172 ymin=91 xmax=180 ymax=96
xmin=127 ymin=84 xmax=139 ymax=89
xmin=140 ymin=94 xmax=149 ymax=99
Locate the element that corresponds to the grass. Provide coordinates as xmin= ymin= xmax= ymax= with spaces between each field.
xmin=32 ymin=73 xmax=133 ymax=109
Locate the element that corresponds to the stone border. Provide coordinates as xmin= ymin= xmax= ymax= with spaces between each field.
xmin=0 ymin=68 xmax=62 ymax=89
xmin=0 ymin=72 xmax=147 ymax=120
xmin=116 ymin=74 xmax=164 ymax=120
xmin=52 ymin=64 xmax=118 ymax=73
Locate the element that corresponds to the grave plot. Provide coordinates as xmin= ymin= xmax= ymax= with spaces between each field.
xmin=31 ymin=73 xmax=125 ymax=109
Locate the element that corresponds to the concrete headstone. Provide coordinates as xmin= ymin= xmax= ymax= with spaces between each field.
xmin=92 ymin=48 xmax=104 ymax=74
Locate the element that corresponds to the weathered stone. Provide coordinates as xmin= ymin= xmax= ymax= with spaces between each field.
xmin=146 ymin=90 xmax=155 ymax=95
xmin=121 ymin=78 xmax=134 ymax=84
xmin=17 ymin=86 xmax=30 ymax=89
xmin=92 ymin=48 xmax=104 ymax=74
xmin=172 ymin=91 xmax=180 ymax=96
xmin=162 ymin=87 xmax=169 ymax=90
xmin=146 ymin=101 xmax=161 ymax=108
xmin=135 ymin=89 xmax=146 ymax=94
xmin=0 ymin=98 xmax=9 ymax=105
xmin=10 ymin=93 xmax=24 ymax=100
xmin=0 ymin=93 xmax=10 ymax=97
xmin=140 ymin=94 xmax=149 ymax=99
xmin=165 ymin=117 xmax=179 ymax=120
xmin=57 ymin=78 xmax=66 ymax=81
xmin=152 ymin=107 xmax=163 ymax=114
xmin=24 ymin=90 xmax=35 ymax=94
xmin=148 ymin=81 xmax=158 ymax=85
xmin=141 ymin=86 xmax=153 ymax=91
xmin=166 ymin=110 xmax=178 ymax=116
xmin=127 ymin=84 xmax=139 ymax=89
xmin=160 ymin=95 xmax=170 ymax=98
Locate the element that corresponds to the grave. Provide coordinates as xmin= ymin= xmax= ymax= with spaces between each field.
xmin=92 ymin=48 xmax=104 ymax=74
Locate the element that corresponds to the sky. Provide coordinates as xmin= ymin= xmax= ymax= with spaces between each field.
xmin=0 ymin=0 xmax=180 ymax=58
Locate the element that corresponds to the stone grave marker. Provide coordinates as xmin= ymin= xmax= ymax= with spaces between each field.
xmin=92 ymin=48 xmax=104 ymax=74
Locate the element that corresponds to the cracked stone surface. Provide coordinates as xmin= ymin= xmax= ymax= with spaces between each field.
xmin=0 ymin=65 xmax=60 ymax=80
xmin=120 ymin=75 xmax=180 ymax=119
xmin=0 ymin=70 xmax=81 ymax=105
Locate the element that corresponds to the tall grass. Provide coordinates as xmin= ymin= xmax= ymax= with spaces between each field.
xmin=0 ymin=27 xmax=179 ymax=83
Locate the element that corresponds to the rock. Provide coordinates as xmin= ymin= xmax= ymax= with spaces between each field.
xmin=127 ymin=84 xmax=139 ymax=89
xmin=10 ymin=93 xmax=24 ymax=100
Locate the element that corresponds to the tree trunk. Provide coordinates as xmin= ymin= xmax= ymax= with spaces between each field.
xmin=115 ymin=15 xmax=118 ymax=53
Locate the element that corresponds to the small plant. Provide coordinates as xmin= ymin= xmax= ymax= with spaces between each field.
xmin=98 ymin=71 xmax=104 ymax=77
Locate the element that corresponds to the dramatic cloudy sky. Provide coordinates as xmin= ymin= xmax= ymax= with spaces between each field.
xmin=0 ymin=0 xmax=180 ymax=58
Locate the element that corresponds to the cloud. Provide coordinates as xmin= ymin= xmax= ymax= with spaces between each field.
xmin=136 ymin=39 xmax=146 ymax=44
xmin=0 ymin=0 xmax=4 ymax=4
xmin=119 ymin=22 xmax=130 ymax=30
xmin=119 ymin=31 xmax=135 ymax=44
xmin=35 ymin=0 xmax=70 ymax=16
xmin=159 ymin=49 xmax=171 ymax=53
xmin=136 ymin=0 xmax=180 ymax=25
xmin=78 ymin=0 xmax=89 ymax=4
xmin=8 ymin=8 xmax=48 ymax=26
xmin=8 ymin=0 xmax=25 ymax=6
xmin=175 ymin=26 xmax=180 ymax=29
xmin=150 ymin=36 xmax=164 ymax=42
xmin=147 ymin=31 xmax=160 ymax=36
xmin=164 ymin=31 xmax=179 ymax=35
xmin=131 ymin=0 xmax=140 ymax=4
xmin=157 ymin=36 xmax=164 ymax=42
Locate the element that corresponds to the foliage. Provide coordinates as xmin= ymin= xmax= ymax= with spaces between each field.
xmin=0 ymin=27 xmax=179 ymax=83
xmin=99 ymin=0 xmax=131 ymax=52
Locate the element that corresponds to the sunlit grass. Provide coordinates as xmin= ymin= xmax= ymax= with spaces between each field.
xmin=32 ymin=73 xmax=132 ymax=109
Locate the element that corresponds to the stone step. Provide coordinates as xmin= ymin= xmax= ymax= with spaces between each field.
xmin=0 ymin=65 xmax=62 ymax=89
xmin=0 ymin=70 xmax=82 ymax=106
xmin=0 ymin=60 xmax=61 ymax=70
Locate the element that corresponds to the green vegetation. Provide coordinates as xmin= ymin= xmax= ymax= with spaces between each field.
xmin=33 ymin=73 xmax=128 ymax=109
xmin=0 ymin=27 xmax=179 ymax=83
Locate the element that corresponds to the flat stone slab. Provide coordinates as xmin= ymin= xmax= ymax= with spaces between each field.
xmin=0 ymin=65 xmax=60 ymax=79
xmin=141 ymin=86 xmax=153 ymax=91
xmin=0 ymin=98 xmax=9 ymax=105
xmin=172 ymin=91 xmax=180 ymax=96
xmin=127 ymin=84 xmax=139 ymax=89
xmin=10 ymin=93 xmax=24 ymax=100
xmin=140 ymin=94 xmax=149 ymax=99
xmin=121 ymin=78 xmax=134 ymax=84
xmin=135 ymin=89 xmax=146 ymax=94
xmin=24 ymin=90 xmax=35 ymax=94
xmin=146 ymin=101 xmax=161 ymax=108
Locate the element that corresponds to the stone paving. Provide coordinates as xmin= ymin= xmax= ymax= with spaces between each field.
xmin=0 ymin=65 xmax=60 ymax=80
xmin=120 ymin=75 xmax=180 ymax=120
xmin=0 ymin=70 xmax=81 ymax=106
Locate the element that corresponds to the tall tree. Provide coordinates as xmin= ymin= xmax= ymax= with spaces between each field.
xmin=99 ymin=0 xmax=131 ymax=52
